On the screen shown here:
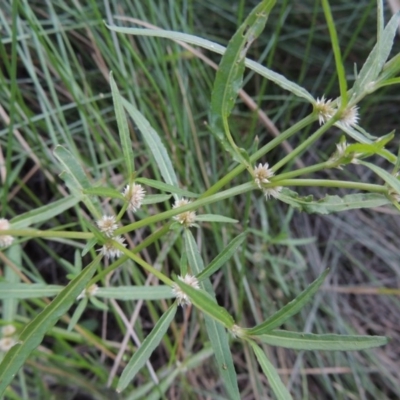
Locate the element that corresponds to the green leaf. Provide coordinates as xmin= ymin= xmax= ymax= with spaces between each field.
xmin=81 ymin=237 xmax=98 ymax=257
xmin=197 ymin=232 xmax=247 ymax=281
xmin=256 ymin=330 xmax=388 ymax=351
xmin=0 ymin=255 xmax=102 ymax=395
xmin=278 ymin=189 xmax=391 ymax=214
xmin=110 ymin=71 xmax=135 ymax=178
xmin=2 ymin=246 xmax=21 ymax=322
xmin=195 ymin=214 xmax=238 ymax=223
xmin=184 ymin=229 xmax=240 ymax=399
xmin=10 ymin=196 xmax=79 ymax=229
xmin=246 ymin=269 xmax=329 ymax=335
xmin=352 ymin=11 xmax=400 ymax=101
xmin=67 ymin=297 xmax=88 ymax=331
xmin=135 ymin=177 xmax=198 ymax=198
xmin=174 ymin=278 xmax=235 ymax=329
xmin=142 ymin=194 xmax=171 ymax=205
xmin=249 ymin=341 xmax=293 ymax=400
xmin=0 ymin=283 xmax=63 ymax=299
xmin=360 ymin=160 xmax=400 ymax=197
xmin=96 ymin=286 xmax=174 ymax=300
xmin=54 ymin=146 xmax=102 ymax=219
xmin=121 ymin=97 xmax=178 ymax=188
xmin=83 ymin=186 xmax=125 ymax=200
xmin=105 ymin=27 xmax=314 ymax=103
xmin=117 ymin=303 xmax=177 ymax=393
xmin=210 ymin=0 xmax=276 ymax=164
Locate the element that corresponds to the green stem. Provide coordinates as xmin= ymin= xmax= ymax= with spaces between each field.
xmin=112 ymin=240 xmax=174 ymax=286
xmin=273 ymin=161 xmax=331 ymax=181
xmin=275 ymin=179 xmax=387 ymax=193
xmin=3 ymin=229 xmax=93 ymax=239
xmin=117 ymin=182 xmax=254 ymax=235
xmin=202 ymin=113 xmax=317 ymax=198
xmin=273 ymin=116 xmax=337 ymax=172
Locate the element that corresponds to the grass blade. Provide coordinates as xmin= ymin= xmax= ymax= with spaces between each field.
xmin=257 ymin=330 xmax=388 ymax=351
xmin=97 ymin=286 xmax=174 ymax=300
xmin=117 ymin=303 xmax=177 ymax=393
xmin=249 ymin=340 xmax=292 ymax=400
xmin=106 ymin=26 xmax=314 ymax=102
xmin=0 ymin=254 xmax=102 ymax=395
xmin=121 ymin=97 xmax=178 ymax=188
xmin=246 ymin=269 xmax=330 ymax=335
xmin=0 ymin=283 xmax=63 ymax=299
xmin=109 ymin=71 xmax=135 ymax=179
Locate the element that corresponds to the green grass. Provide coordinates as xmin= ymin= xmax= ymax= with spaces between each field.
xmin=1 ymin=0 xmax=400 ymax=399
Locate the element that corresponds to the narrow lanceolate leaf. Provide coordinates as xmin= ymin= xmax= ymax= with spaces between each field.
xmin=106 ymin=27 xmax=314 ymax=102
xmin=278 ymin=190 xmax=391 ymax=214
xmin=121 ymin=97 xmax=178 ymax=187
xmin=54 ymin=146 xmax=102 ymax=219
xmin=210 ymin=0 xmax=276 ymax=164
xmin=0 ymin=283 xmax=63 ymax=299
xmin=117 ymin=303 xmax=177 ymax=393
xmin=141 ymin=194 xmax=171 ymax=205
xmin=174 ymin=279 xmax=235 ymax=329
xmin=135 ymin=177 xmax=199 ymax=198
xmin=352 ymin=11 xmax=400 ymax=101
xmin=97 ymin=286 xmax=174 ymax=300
xmin=247 ymin=269 xmax=330 ymax=335
xmin=83 ymin=186 xmax=125 ymax=200
xmin=184 ymin=229 xmax=240 ymax=399
xmin=249 ymin=341 xmax=293 ymax=400
xmin=360 ymin=161 xmax=400 ymax=197
xmin=10 ymin=196 xmax=79 ymax=229
xmin=197 ymin=232 xmax=247 ymax=281
xmin=110 ymin=71 xmax=135 ymax=178
xmin=257 ymin=330 xmax=388 ymax=351
xmin=194 ymin=214 xmax=238 ymax=223
xmin=0 ymin=255 xmax=102 ymax=395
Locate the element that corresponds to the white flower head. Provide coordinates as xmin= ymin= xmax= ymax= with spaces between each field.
xmin=230 ymin=324 xmax=245 ymax=339
xmin=340 ymin=105 xmax=359 ymax=128
xmin=123 ymin=183 xmax=145 ymax=212
xmin=172 ymin=274 xmax=200 ymax=306
xmin=0 ymin=337 xmax=16 ymax=352
xmin=263 ymin=186 xmax=282 ymax=200
xmin=0 ymin=218 xmax=14 ymax=248
xmin=2 ymin=325 xmax=16 ymax=337
xmin=253 ymin=163 xmax=274 ymax=188
xmin=96 ymin=215 xmax=118 ymax=237
xmin=77 ymin=284 xmax=99 ymax=300
xmin=315 ymin=96 xmax=335 ymax=125
xmin=173 ymin=198 xmax=196 ymax=228
xmin=99 ymin=236 xmax=126 ymax=259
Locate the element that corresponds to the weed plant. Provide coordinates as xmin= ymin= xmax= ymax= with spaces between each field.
xmin=1 ymin=0 xmax=400 ymax=399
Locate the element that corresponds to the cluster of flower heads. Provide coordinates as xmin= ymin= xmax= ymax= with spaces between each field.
xmin=253 ymin=163 xmax=282 ymax=200
xmin=315 ymin=96 xmax=359 ymax=128
xmin=0 ymin=325 xmax=17 ymax=353
xmin=328 ymin=141 xmax=361 ymax=168
xmin=0 ymin=218 xmax=14 ymax=248
xmin=172 ymin=274 xmax=200 ymax=306
xmin=172 ymin=198 xmax=196 ymax=227
xmin=97 ymin=183 xmax=145 ymax=260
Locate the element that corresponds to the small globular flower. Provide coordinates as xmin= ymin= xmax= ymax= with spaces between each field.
xmin=172 ymin=274 xmax=200 ymax=306
xmin=173 ymin=198 xmax=196 ymax=228
xmin=123 ymin=183 xmax=146 ymax=212
xmin=2 ymin=325 xmax=16 ymax=337
xmin=253 ymin=163 xmax=274 ymax=188
xmin=263 ymin=186 xmax=282 ymax=200
xmin=0 ymin=337 xmax=16 ymax=352
xmin=340 ymin=105 xmax=359 ymax=128
xmin=99 ymin=236 xmax=126 ymax=259
xmin=96 ymin=215 xmax=118 ymax=237
xmin=315 ymin=96 xmax=335 ymax=125
xmin=230 ymin=324 xmax=245 ymax=339
xmin=0 ymin=218 xmax=14 ymax=248
xmin=329 ymin=141 xmax=360 ymax=168
xmin=77 ymin=284 xmax=99 ymax=300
